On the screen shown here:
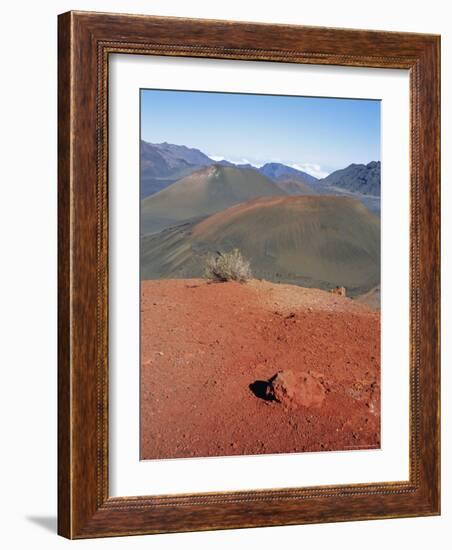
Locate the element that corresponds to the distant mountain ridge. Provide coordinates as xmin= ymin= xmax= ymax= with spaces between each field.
xmin=319 ymin=161 xmax=381 ymax=196
xmin=150 ymin=142 xmax=213 ymax=167
xmin=140 ymin=140 xmax=381 ymax=215
xmin=259 ymin=163 xmax=319 ymax=185
xmin=140 ymin=140 xmax=320 ymax=198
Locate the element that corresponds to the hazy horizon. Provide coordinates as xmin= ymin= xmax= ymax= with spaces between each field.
xmin=141 ymin=89 xmax=381 ymax=179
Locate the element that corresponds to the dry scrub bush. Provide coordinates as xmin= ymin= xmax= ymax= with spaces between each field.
xmin=204 ymin=249 xmax=252 ymax=282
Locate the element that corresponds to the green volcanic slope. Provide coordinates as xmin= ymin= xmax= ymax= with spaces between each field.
xmin=141 ymin=164 xmax=286 ymax=234
xmin=141 ymin=195 xmax=380 ymax=295
xmin=275 ymin=178 xmax=318 ymax=195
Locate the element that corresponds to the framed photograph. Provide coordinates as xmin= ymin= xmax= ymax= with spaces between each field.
xmin=58 ymin=11 xmax=440 ymax=538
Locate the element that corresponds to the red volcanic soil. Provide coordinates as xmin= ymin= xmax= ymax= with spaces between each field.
xmin=140 ymin=279 xmax=380 ymax=460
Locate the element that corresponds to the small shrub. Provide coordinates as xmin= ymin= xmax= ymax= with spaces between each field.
xmin=204 ymin=249 xmax=252 ymax=282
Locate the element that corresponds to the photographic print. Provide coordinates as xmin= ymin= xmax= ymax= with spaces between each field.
xmin=140 ymin=89 xmax=381 ymax=460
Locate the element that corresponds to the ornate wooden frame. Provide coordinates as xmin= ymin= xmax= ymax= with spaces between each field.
xmin=58 ymin=11 xmax=440 ymax=538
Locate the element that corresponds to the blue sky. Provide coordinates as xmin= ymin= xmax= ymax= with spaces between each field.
xmin=141 ymin=89 xmax=380 ymax=178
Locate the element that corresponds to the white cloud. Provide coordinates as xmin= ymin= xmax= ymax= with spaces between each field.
xmin=289 ymin=163 xmax=330 ymax=179
xmin=208 ymin=154 xmax=330 ymax=177
xmin=209 ymin=154 xmax=262 ymax=168
xmin=237 ymin=158 xmax=260 ymax=167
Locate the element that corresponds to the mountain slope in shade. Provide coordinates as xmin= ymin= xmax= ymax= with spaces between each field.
xmin=140 ymin=141 xmax=213 ymax=197
xmin=150 ymin=142 xmax=213 ymax=166
xmin=141 ymin=195 xmax=380 ymax=295
xmin=141 ymin=164 xmax=287 ymax=234
xmin=259 ymin=162 xmax=319 ymax=185
xmin=140 ymin=140 xmax=205 ymax=178
xmin=319 ymin=161 xmax=381 ymax=196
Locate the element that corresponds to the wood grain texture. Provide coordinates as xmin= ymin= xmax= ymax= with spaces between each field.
xmin=57 ymin=10 xmax=72 ymax=538
xmin=57 ymin=10 xmax=440 ymax=539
